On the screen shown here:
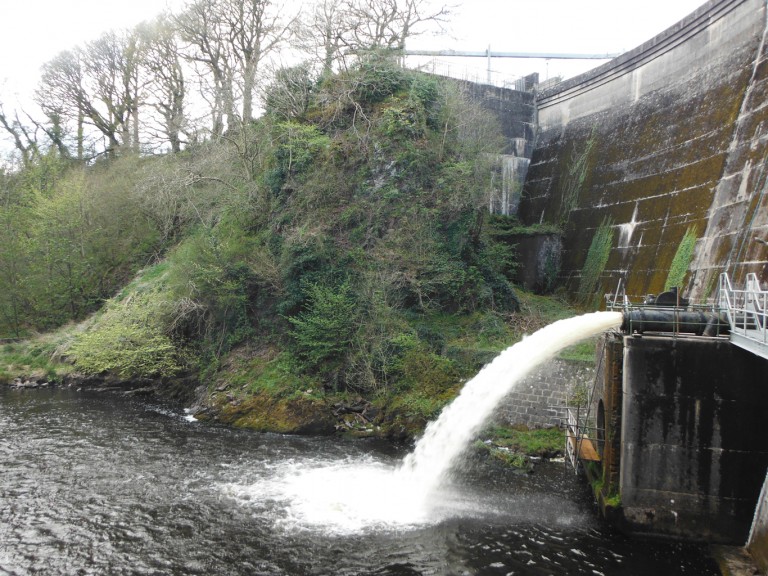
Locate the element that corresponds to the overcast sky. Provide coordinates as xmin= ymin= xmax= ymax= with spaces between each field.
xmin=0 ymin=0 xmax=706 ymax=109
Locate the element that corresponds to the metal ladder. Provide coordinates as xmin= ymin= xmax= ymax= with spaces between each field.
xmin=565 ymin=339 xmax=606 ymax=473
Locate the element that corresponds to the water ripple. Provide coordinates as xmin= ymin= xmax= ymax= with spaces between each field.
xmin=0 ymin=388 xmax=719 ymax=575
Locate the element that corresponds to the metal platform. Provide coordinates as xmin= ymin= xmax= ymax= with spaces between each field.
xmin=719 ymin=273 xmax=768 ymax=361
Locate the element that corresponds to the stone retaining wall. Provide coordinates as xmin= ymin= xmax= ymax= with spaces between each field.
xmin=498 ymin=358 xmax=594 ymax=428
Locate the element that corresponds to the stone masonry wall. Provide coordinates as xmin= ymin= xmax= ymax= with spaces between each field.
xmin=497 ymin=358 xmax=594 ymax=428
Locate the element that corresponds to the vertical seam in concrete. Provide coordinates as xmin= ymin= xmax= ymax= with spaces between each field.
xmin=745 ymin=5 xmax=768 ymax=545
xmin=722 ymin=0 xmax=768 ymax=275
xmin=728 ymin=0 xmax=768 ymax=156
xmin=748 ymin=454 xmax=768 ymax=546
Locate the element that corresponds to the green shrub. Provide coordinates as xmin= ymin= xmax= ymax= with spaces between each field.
xmin=409 ymin=74 xmax=440 ymax=127
xmin=559 ymin=128 xmax=597 ymax=227
xmin=378 ymin=96 xmax=427 ymax=141
xmin=577 ymin=217 xmax=614 ymax=305
xmin=70 ymin=289 xmax=183 ymax=379
xmin=264 ymin=64 xmax=315 ymax=120
xmin=287 ymin=281 xmax=359 ymax=370
xmin=273 ymin=121 xmax=330 ymax=177
xmin=665 ymin=225 xmax=698 ymax=291
xmin=349 ymin=52 xmax=407 ymax=105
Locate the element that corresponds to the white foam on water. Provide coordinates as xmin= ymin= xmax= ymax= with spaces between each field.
xmin=222 ymin=456 xmax=434 ymax=533
xmin=222 ymin=312 xmax=623 ymax=533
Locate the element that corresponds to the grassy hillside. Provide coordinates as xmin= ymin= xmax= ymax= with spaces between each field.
xmin=0 ymin=56 xmax=583 ymax=437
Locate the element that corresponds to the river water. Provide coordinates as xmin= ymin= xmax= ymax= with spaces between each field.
xmin=0 ymin=387 xmax=719 ymax=575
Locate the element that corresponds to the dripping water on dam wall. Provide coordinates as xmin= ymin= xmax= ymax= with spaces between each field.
xmin=0 ymin=312 xmax=721 ymax=574
xmin=490 ymin=154 xmax=530 ymax=216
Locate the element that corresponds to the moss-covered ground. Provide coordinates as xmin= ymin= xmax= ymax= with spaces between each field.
xmin=474 ymin=425 xmax=565 ymax=471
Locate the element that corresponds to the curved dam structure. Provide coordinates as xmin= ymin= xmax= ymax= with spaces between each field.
xmin=520 ymin=0 xmax=768 ymax=302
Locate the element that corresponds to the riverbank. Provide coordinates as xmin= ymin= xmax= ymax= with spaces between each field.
xmin=0 ymin=291 xmax=593 ymax=441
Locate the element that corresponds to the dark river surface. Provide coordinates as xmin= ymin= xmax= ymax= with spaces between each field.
xmin=0 ymin=387 xmax=720 ymax=575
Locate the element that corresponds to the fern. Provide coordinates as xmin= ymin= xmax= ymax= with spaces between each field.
xmin=577 ymin=217 xmax=614 ymax=305
xmin=664 ymin=225 xmax=698 ymax=292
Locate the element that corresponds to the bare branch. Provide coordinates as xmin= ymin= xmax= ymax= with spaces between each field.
xmin=0 ymin=103 xmax=39 ymax=167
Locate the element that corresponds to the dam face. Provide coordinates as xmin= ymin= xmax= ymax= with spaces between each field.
xmin=519 ymin=0 xmax=768 ymax=302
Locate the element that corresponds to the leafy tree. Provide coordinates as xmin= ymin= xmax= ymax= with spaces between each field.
xmin=37 ymin=29 xmax=144 ymax=159
xmin=0 ymin=172 xmax=32 ymax=336
xmin=287 ymin=281 xmax=359 ymax=370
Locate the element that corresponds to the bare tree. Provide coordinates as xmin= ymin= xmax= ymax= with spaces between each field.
xmin=85 ymin=30 xmax=142 ymax=153
xmin=175 ymin=0 xmax=233 ymax=137
xmin=344 ymin=0 xmax=451 ymax=52
xmin=294 ymin=0 xmax=355 ymax=76
xmin=29 ymin=109 xmax=74 ymax=161
xmin=139 ymin=16 xmax=189 ymax=152
xmin=0 ymin=104 xmax=39 ymax=167
xmin=175 ymin=0 xmax=294 ymax=135
xmin=221 ymin=0 xmax=295 ymax=122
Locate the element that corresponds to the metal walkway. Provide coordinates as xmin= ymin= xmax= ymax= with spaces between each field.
xmin=719 ymin=273 xmax=768 ymax=360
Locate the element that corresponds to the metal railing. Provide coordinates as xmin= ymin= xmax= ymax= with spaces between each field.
xmin=604 ymin=277 xmax=735 ymax=338
xmin=719 ymin=273 xmax=768 ymax=358
xmin=563 ymin=337 xmax=607 ymax=474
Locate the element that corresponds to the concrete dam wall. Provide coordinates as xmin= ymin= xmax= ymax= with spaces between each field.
xmin=519 ymin=0 xmax=768 ymax=302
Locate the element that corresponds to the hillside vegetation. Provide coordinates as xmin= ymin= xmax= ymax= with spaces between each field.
xmin=0 ymin=57 xmax=580 ymax=437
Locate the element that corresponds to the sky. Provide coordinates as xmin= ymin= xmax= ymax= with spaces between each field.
xmin=0 ymin=0 xmax=706 ymax=119
xmin=406 ymin=0 xmax=708 ymax=85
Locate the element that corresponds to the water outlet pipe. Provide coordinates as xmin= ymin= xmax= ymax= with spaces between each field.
xmin=621 ymin=308 xmax=730 ymax=336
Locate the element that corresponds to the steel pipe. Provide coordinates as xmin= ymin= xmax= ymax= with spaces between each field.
xmin=621 ymin=309 xmax=730 ymax=336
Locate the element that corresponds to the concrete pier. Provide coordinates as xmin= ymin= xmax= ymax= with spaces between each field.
xmin=592 ymin=332 xmax=768 ymax=543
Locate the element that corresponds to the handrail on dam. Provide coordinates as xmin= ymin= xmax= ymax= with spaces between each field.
xmin=719 ymin=273 xmax=768 ymax=360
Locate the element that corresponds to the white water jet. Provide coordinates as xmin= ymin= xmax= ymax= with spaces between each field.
xmin=223 ymin=311 xmax=623 ymax=532
xmin=395 ymin=311 xmax=623 ymax=499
